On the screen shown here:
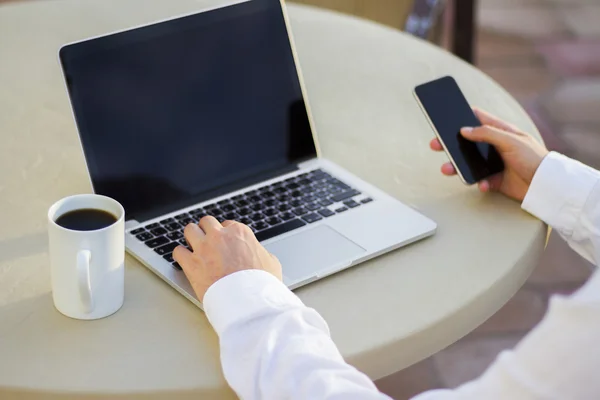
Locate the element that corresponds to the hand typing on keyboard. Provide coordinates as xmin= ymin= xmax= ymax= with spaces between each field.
xmin=173 ymin=216 xmax=283 ymax=301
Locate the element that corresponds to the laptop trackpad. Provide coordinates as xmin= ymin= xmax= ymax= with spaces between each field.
xmin=265 ymin=225 xmax=366 ymax=282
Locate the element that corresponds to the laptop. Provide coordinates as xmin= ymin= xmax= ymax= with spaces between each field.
xmin=58 ymin=0 xmax=437 ymax=308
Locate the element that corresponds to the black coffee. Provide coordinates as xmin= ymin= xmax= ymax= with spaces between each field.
xmin=55 ymin=209 xmax=117 ymax=231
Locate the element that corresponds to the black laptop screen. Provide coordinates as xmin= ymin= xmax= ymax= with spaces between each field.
xmin=59 ymin=0 xmax=317 ymax=221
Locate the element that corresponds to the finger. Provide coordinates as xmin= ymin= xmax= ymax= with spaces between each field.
xmin=441 ymin=162 xmax=456 ymax=176
xmin=429 ymin=138 xmax=444 ymax=151
xmin=472 ymin=108 xmax=521 ymax=134
xmin=184 ymin=223 xmax=206 ymax=250
xmin=460 ymin=125 xmax=514 ymax=152
xmin=199 ymin=215 xmax=222 ymax=233
xmin=478 ymin=180 xmax=490 ymax=193
xmin=221 ymin=220 xmax=236 ymax=228
xmin=173 ymin=245 xmax=196 ymax=273
xmin=487 ymin=174 xmax=504 ymax=191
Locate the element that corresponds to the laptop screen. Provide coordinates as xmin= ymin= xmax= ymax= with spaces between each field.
xmin=59 ymin=0 xmax=317 ymax=221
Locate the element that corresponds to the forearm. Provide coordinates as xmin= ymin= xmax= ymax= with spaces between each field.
xmin=204 ymin=270 xmax=390 ymax=400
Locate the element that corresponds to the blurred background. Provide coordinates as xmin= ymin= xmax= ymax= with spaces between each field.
xmin=2 ymin=0 xmax=597 ymax=398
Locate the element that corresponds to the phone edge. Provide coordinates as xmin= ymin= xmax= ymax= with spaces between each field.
xmin=412 ymin=89 xmax=474 ymax=185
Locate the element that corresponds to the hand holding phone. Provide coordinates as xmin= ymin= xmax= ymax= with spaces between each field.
xmin=414 ymin=76 xmax=505 ymax=185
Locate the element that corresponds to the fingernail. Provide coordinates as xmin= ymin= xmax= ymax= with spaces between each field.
xmin=461 ymin=127 xmax=473 ymax=134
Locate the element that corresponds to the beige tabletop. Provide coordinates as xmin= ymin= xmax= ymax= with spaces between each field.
xmin=0 ymin=0 xmax=547 ymax=398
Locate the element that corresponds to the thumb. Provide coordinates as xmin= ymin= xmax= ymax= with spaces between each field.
xmin=461 ymin=125 xmax=515 ymax=152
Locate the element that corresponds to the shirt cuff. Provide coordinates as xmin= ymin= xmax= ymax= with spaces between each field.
xmin=522 ymin=152 xmax=599 ymax=236
xmin=203 ymin=270 xmax=304 ymax=335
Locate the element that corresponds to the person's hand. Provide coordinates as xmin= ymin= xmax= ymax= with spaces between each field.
xmin=173 ymin=216 xmax=283 ymax=301
xmin=430 ymin=108 xmax=549 ymax=202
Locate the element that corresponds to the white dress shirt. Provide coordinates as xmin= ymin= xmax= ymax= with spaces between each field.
xmin=203 ymin=152 xmax=600 ymax=400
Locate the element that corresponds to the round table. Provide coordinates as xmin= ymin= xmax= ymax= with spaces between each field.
xmin=0 ymin=0 xmax=547 ymax=398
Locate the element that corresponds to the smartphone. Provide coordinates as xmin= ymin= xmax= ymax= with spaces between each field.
xmin=414 ymin=76 xmax=504 ymax=185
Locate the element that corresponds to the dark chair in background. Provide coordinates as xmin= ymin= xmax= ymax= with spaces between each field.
xmin=405 ymin=0 xmax=477 ymax=64
xmin=290 ymin=0 xmax=477 ymax=64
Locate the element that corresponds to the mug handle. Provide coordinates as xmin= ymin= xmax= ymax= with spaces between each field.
xmin=77 ymin=250 xmax=94 ymax=314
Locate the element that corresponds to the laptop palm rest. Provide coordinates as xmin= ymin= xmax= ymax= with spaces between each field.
xmin=265 ymin=225 xmax=366 ymax=283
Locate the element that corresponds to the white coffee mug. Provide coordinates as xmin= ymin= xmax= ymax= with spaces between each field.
xmin=48 ymin=194 xmax=125 ymax=320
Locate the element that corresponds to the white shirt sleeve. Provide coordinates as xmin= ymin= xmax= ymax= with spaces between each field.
xmin=203 ymin=151 xmax=600 ymax=400
xmin=203 ymin=269 xmax=391 ymax=400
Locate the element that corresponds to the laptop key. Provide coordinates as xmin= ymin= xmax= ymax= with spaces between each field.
xmin=278 ymin=203 xmax=291 ymax=212
xmin=320 ymin=199 xmax=333 ymax=207
xmin=130 ymin=228 xmax=145 ymax=235
xmin=204 ymin=203 xmax=218 ymax=210
xmin=163 ymin=254 xmax=174 ymax=263
xmin=302 ymin=213 xmax=322 ymax=224
xmin=221 ymin=204 xmax=236 ymax=212
xmin=146 ymin=223 xmax=161 ymax=230
xmin=235 ymin=199 xmax=250 ymax=207
xmin=331 ymin=190 xmax=361 ymax=203
xmin=232 ymin=194 xmax=244 ymax=201
xmin=251 ymin=213 xmax=264 ymax=222
xmin=217 ymin=199 xmax=230 ymax=206
xmin=274 ymin=187 xmax=287 ymax=194
xmin=318 ymin=209 xmax=335 ymax=218
xmin=155 ymin=242 xmax=179 ymax=256
xmin=293 ymin=207 xmax=308 ymax=216
xmin=190 ymin=208 xmax=205 ymax=216
xmin=264 ymin=199 xmax=278 ymax=207
xmin=164 ymin=222 xmax=181 ymax=232
xmin=245 ymin=190 xmax=258 ymax=197
xmin=266 ymin=217 xmax=282 ymax=226
xmin=160 ymin=218 xmax=175 ymax=225
xmin=224 ymin=212 xmax=238 ymax=220
xmin=255 ymin=218 xmax=307 ymax=242
xmin=136 ymin=232 xmax=153 ymax=241
xmin=172 ymin=262 xmax=182 ymax=271
xmin=216 ymin=216 xmax=226 ymax=223
xmin=252 ymin=203 xmax=265 ymax=211
xmin=344 ymin=200 xmax=360 ymax=208
xmin=167 ymin=231 xmax=183 ymax=241
xmin=335 ymin=207 xmax=349 ymax=213
xmin=145 ymin=236 xmax=169 ymax=248
xmin=238 ymin=207 xmax=252 ymax=216
xmin=253 ymin=221 xmax=269 ymax=231
xmin=179 ymin=217 xmax=194 ymax=225
xmin=361 ymin=198 xmax=374 ymax=204
xmin=150 ymin=227 xmax=168 ymax=236
xmin=281 ymin=212 xmax=295 ymax=221
xmin=290 ymin=199 xmax=303 ymax=207
xmin=249 ymin=195 xmax=262 ymax=204
xmin=208 ymin=208 xmax=223 ymax=216
xmin=175 ymin=213 xmax=189 ymax=220
xmin=263 ymin=208 xmax=278 ymax=217
xmin=306 ymin=203 xmax=320 ymax=211
xmin=178 ymin=239 xmax=188 ymax=246
xmin=302 ymin=195 xmax=317 ymax=204
xmin=239 ymin=217 xmax=252 ymax=225
xmin=277 ymin=194 xmax=291 ymax=202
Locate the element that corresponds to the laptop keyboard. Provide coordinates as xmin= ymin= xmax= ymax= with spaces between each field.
xmin=128 ymin=169 xmax=373 ymax=271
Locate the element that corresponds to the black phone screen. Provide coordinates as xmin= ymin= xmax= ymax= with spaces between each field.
xmin=414 ymin=76 xmax=504 ymax=184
